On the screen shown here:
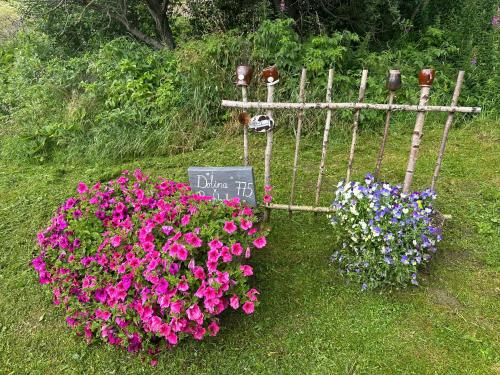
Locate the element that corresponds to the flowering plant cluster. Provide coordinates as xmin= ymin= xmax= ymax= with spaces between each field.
xmin=32 ymin=169 xmax=267 ymax=359
xmin=330 ymin=174 xmax=442 ymax=290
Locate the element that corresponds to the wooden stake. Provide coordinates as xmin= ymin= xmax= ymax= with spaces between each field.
xmin=346 ymin=70 xmax=368 ymax=183
xmin=403 ymin=86 xmax=432 ymax=193
xmin=315 ymin=69 xmax=334 ymax=206
xmin=241 ymin=86 xmax=249 ymax=166
xmin=374 ymin=90 xmax=395 ymax=179
xmin=289 ymin=68 xmax=307 ymax=212
xmin=221 ymin=100 xmax=480 ymax=113
xmin=263 ymin=83 xmax=275 ymax=222
xmin=431 ymin=71 xmax=465 ymax=191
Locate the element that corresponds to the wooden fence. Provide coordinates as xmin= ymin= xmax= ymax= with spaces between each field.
xmin=222 ymin=66 xmax=481 ymax=219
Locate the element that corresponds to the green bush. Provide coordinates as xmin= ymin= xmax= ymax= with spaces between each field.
xmin=1 ymin=9 xmax=498 ymax=163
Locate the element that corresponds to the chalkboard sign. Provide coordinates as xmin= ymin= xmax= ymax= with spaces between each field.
xmin=188 ymin=166 xmax=256 ymax=206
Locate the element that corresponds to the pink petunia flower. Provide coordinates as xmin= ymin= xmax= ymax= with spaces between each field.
xmin=77 ymin=182 xmax=89 ymax=194
xmin=166 ymin=331 xmax=178 ymax=345
xmin=208 ymin=321 xmax=220 ymax=336
xmin=240 ymin=219 xmax=253 ymax=230
xmin=253 ymin=236 xmax=267 ymax=249
xmin=95 ymin=308 xmax=111 ymax=321
xmin=231 ymin=242 xmax=243 ymax=256
xmin=223 ymin=221 xmax=238 ymax=234
xmin=240 ymin=265 xmax=253 ymax=276
xmin=208 ymin=239 xmax=223 ymax=250
xmin=181 ymin=214 xmax=191 ymax=226
xmin=229 ymin=295 xmax=239 ymax=309
xmin=111 ymin=235 xmax=121 ymax=248
xmin=242 ymin=301 xmax=255 ymax=314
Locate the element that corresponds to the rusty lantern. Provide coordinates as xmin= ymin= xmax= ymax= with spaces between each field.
xmin=261 ymin=65 xmax=279 ymax=85
xmin=386 ymin=69 xmax=402 ymax=91
xmin=235 ymin=65 xmax=253 ymax=86
xmin=418 ymin=68 xmax=436 ymax=87
xmin=238 ymin=111 xmax=251 ymax=126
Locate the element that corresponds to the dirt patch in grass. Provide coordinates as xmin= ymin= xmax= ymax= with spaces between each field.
xmin=430 ymin=288 xmax=461 ymax=309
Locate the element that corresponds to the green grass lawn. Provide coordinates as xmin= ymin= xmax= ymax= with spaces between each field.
xmin=0 ymin=115 xmax=498 ymax=374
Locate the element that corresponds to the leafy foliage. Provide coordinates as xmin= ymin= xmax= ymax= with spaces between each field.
xmin=1 ymin=2 xmax=498 ymax=163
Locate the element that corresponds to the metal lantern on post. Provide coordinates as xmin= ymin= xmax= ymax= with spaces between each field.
xmin=260 ymin=65 xmax=280 ymax=85
xmin=374 ymin=69 xmax=402 ymax=179
xmin=387 ymin=69 xmax=402 ymax=91
xmin=235 ymin=65 xmax=253 ymax=87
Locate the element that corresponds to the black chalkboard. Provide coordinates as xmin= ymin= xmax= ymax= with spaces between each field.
xmin=187 ymin=166 xmax=256 ymax=206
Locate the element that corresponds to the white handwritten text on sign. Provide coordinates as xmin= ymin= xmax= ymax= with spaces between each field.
xmin=187 ymin=166 xmax=256 ymax=206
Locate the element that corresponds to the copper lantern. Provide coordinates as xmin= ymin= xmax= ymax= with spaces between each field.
xmin=418 ymin=68 xmax=436 ymax=87
xmin=235 ymin=65 xmax=253 ymax=86
xmin=238 ymin=111 xmax=251 ymax=126
xmin=386 ymin=70 xmax=402 ymax=91
xmin=260 ymin=65 xmax=279 ymax=85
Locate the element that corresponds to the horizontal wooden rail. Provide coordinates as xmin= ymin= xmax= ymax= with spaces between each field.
xmin=264 ymin=203 xmax=337 ymax=213
xmin=221 ymin=100 xmax=481 ymax=113
xmin=262 ymin=203 xmax=452 ymax=218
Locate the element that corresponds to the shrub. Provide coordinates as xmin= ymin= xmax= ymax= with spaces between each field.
xmin=329 ymin=174 xmax=442 ymax=290
xmin=32 ymin=170 xmax=268 ymax=359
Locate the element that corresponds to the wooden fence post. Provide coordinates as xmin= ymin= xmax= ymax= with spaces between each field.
xmin=431 ymin=70 xmax=465 ymax=191
xmin=289 ymin=68 xmax=307 ymax=213
xmin=346 ymin=69 xmax=368 ymax=183
xmin=261 ymin=65 xmax=278 ymax=221
xmin=374 ymin=69 xmax=401 ymax=179
xmin=241 ymin=86 xmax=249 ymax=165
xmin=235 ymin=65 xmax=253 ymax=166
xmin=403 ymin=68 xmax=435 ymax=193
xmin=315 ymin=69 xmax=334 ymax=206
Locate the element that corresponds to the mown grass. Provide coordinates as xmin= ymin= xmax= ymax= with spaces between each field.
xmin=0 ymin=115 xmax=498 ymax=374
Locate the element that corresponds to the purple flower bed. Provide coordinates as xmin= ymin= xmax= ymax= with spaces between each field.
xmin=32 ymin=169 xmax=267 ymax=360
xmin=330 ymin=174 xmax=442 ymax=290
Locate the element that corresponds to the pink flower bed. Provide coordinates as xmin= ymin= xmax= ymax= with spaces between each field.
xmin=32 ymin=169 xmax=267 ymax=359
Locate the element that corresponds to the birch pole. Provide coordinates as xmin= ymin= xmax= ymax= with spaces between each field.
xmin=221 ymin=100 xmax=480 ymax=113
xmin=241 ymin=86 xmax=249 ymax=166
xmin=346 ymin=69 xmax=368 ymax=183
xmin=315 ymin=69 xmax=334 ymax=206
xmin=430 ymin=70 xmax=464 ymax=191
xmin=263 ymin=83 xmax=276 ymax=221
xmin=403 ymin=69 xmax=435 ymax=193
xmin=374 ymin=91 xmax=395 ymax=179
xmin=289 ymin=68 xmax=307 ymax=212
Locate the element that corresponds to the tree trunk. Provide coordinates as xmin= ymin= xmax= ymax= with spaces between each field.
xmin=145 ymin=0 xmax=176 ymax=49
